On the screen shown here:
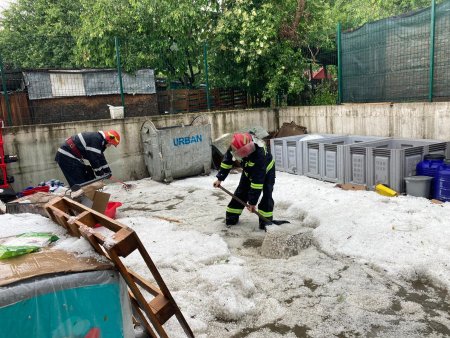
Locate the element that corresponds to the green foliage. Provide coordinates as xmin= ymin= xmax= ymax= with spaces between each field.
xmin=0 ymin=0 xmax=443 ymax=100
xmin=76 ymin=0 xmax=219 ymax=86
xmin=0 ymin=0 xmax=82 ymax=68
xmin=211 ymin=0 xmax=334 ymax=99
xmin=309 ymin=82 xmax=338 ymax=106
xmin=330 ymin=0 xmax=445 ymax=30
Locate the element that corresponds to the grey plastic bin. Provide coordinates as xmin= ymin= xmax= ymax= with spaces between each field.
xmin=269 ymin=134 xmax=335 ymax=175
xmin=141 ymin=121 xmax=212 ymax=182
xmin=303 ymin=135 xmax=389 ymax=183
xmin=404 ymin=175 xmax=433 ymax=198
xmin=346 ymin=138 xmax=449 ymax=192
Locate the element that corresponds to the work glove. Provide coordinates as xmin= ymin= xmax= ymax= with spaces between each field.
xmin=213 ymin=180 xmax=222 ymax=188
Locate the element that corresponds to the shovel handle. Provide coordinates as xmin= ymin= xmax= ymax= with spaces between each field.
xmin=217 ymin=185 xmax=271 ymax=223
xmin=109 ymin=175 xmax=131 ymax=188
xmin=70 ymin=173 xmax=111 ymax=191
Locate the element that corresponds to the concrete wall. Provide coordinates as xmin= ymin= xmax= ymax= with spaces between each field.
xmin=2 ymin=108 xmax=278 ymax=190
xmin=279 ymin=102 xmax=450 ymax=141
xmin=2 ymin=102 xmax=450 ymax=190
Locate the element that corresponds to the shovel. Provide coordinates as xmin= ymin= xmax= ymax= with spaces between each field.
xmin=108 ymin=175 xmax=135 ymax=191
xmin=70 ymin=173 xmax=112 ymax=192
xmin=218 ymin=185 xmax=290 ymax=227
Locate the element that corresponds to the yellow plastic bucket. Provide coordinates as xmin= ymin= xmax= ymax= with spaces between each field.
xmin=375 ymin=184 xmax=398 ymax=197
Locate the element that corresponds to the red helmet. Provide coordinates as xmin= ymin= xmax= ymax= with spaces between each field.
xmin=231 ymin=133 xmax=255 ymax=159
xmin=104 ymin=130 xmax=120 ymax=146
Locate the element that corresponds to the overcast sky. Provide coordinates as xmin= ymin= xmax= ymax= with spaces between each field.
xmin=0 ymin=0 xmax=11 ymax=11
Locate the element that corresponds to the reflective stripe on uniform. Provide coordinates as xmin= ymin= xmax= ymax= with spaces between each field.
xmin=250 ymin=182 xmax=263 ymax=190
xmin=226 ymin=207 xmax=243 ymax=215
xmin=58 ymin=148 xmax=83 ymax=162
xmin=78 ymin=133 xmax=102 ymax=154
xmin=246 ymin=161 xmax=255 ymax=167
xmin=221 ymin=162 xmax=233 ymax=170
xmin=258 ymin=209 xmax=273 ymax=218
xmin=266 ymin=159 xmax=275 ymax=172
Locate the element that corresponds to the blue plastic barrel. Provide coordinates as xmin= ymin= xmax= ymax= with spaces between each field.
xmin=434 ymin=159 xmax=450 ymax=202
xmin=416 ymin=154 xmax=445 ymax=198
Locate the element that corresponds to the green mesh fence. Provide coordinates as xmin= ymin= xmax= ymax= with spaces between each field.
xmin=340 ymin=0 xmax=450 ymax=103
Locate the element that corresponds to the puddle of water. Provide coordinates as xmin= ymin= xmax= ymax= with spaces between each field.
xmin=396 ymin=280 xmax=450 ymax=336
xmin=231 ymin=322 xmax=311 ymax=338
xmin=304 ymin=278 xmax=319 ymax=292
xmin=242 ymin=238 xmax=263 ymax=248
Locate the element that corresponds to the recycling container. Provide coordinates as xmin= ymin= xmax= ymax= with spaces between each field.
xmin=269 ymin=133 xmax=335 ymax=175
xmin=303 ymin=135 xmax=388 ymax=183
xmin=346 ymin=138 xmax=449 ymax=192
xmin=141 ymin=120 xmax=212 ymax=182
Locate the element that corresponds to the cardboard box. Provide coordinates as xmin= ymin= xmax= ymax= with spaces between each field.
xmin=6 ymin=192 xmax=59 ymax=217
xmin=0 ymin=248 xmax=113 ymax=286
xmin=335 ymin=183 xmax=367 ymax=191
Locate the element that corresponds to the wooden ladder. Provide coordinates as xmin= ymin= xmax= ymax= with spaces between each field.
xmin=45 ymin=196 xmax=194 ymax=338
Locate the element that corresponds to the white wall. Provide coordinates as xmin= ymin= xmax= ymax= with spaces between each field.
xmin=279 ymin=102 xmax=450 ymax=141
xmin=2 ymin=102 xmax=450 ymax=190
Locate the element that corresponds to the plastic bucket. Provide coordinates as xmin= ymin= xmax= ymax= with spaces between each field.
xmin=104 ymin=201 xmax=122 ymax=219
xmin=404 ymin=176 xmax=433 ymax=198
xmin=108 ymin=105 xmax=124 ymax=119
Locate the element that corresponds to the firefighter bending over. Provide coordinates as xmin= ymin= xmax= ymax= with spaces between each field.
xmin=55 ymin=130 xmax=120 ymax=187
xmin=213 ymin=132 xmax=275 ymax=230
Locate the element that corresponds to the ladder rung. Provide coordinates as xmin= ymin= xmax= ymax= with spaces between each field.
xmin=128 ymin=269 xmax=161 ymax=296
xmin=149 ymin=294 xmax=176 ymax=325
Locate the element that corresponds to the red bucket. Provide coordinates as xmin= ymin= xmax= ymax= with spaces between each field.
xmin=104 ymin=201 xmax=122 ymax=219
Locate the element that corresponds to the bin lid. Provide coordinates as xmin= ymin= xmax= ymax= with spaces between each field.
xmin=404 ymin=175 xmax=433 ymax=182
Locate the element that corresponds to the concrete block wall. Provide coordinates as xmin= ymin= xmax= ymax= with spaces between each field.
xmin=2 ymin=102 xmax=450 ymax=190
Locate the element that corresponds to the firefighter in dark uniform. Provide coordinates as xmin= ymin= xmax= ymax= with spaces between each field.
xmin=213 ymin=132 xmax=275 ymax=230
xmin=55 ymin=130 xmax=120 ymax=187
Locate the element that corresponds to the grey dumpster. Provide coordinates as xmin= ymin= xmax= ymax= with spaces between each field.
xmin=141 ymin=121 xmax=212 ymax=182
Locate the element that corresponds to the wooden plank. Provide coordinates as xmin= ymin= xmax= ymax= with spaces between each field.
xmin=149 ymin=294 xmax=175 ymax=325
xmin=129 ymin=294 xmax=158 ymax=338
xmin=107 ymin=248 xmax=170 ymax=338
xmin=127 ymin=269 xmax=161 ymax=296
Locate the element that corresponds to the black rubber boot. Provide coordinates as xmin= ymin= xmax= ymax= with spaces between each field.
xmin=259 ymin=217 xmax=273 ymax=230
xmin=225 ymin=216 xmax=239 ymax=228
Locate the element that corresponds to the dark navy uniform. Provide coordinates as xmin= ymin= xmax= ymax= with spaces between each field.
xmin=55 ymin=131 xmax=111 ymax=187
xmin=217 ymin=142 xmax=275 ymax=228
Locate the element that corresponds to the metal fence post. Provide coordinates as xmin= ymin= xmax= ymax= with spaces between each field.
xmin=203 ymin=42 xmax=211 ymax=111
xmin=0 ymin=56 xmax=12 ymax=126
xmin=337 ymin=23 xmax=343 ymax=104
xmin=115 ymin=37 xmax=126 ymax=111
xmin=428 ymin=0 xmax=436 ymax=102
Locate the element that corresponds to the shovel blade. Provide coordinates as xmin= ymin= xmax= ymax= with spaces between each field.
xmin=271 ymin=220 xmax=291 ymax=225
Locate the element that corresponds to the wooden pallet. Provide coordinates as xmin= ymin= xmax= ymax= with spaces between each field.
xmin=45 ymin=196 xmax=194 ymax=338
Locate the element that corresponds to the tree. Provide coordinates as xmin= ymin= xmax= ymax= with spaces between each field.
xmin=210 ymin=0 xmax=334 ymax=99
xmin=76 ymin=0 xmax=219 ymax=87
xmin=330 ymin=0 xmax=445 ymax=29
xmin=0 ymin=0 xmax=82 ymax=68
